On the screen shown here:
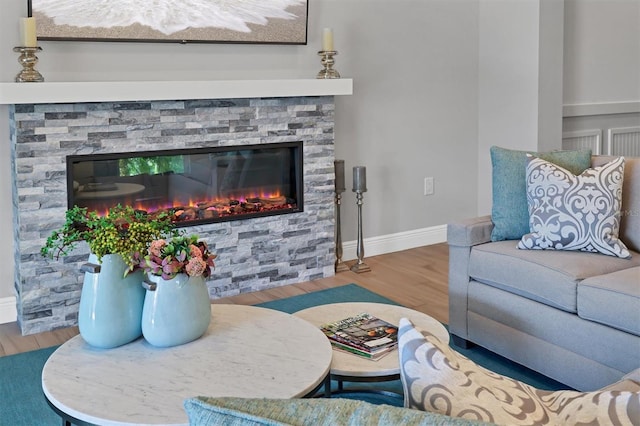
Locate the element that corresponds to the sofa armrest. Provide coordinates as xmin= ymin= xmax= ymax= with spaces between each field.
xmin=447 ymin=215 xmax=493 ymax=247
xmin=447 ymin=216 xmax=493 ymax=345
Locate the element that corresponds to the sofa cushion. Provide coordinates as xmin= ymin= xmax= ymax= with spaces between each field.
xmin=518 ymin=156 xmax=630 ymax=259
xmin=183 ymin=396 xmax=489 ymax=426
xmin=489 ymin=146 xmax=592 ymax=242
xmin=578 ymin=267 xmax=640 ymax=336
xmin=397 ymin=318 xmax=640 ymax=426
xmin=469 ymin=241 xmax=640 ymax=312
xmin=592 ymin=156 xmax=640 ymax=253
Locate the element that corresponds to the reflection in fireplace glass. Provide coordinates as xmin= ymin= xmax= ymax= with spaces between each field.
xmin=67 ymin=142 xmax=303 ymax=227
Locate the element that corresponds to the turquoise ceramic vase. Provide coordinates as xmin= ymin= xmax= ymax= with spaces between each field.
xmin=78 ymin=253 xmax=145 ymax=349
xmin=141 ymin=273 xmax=212 ymax=348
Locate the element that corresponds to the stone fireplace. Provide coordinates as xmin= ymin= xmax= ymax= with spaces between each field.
xmin=5 ymin=79 xmax=352 ymax=335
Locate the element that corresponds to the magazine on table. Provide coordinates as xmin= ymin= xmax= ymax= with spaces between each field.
xmin=320 ymin=312 xmax=399 ymax=356
xmin=329 ymin=340 xmax=396 ymax=361
xmin=328 ymin=332 xmax=397 ymax=355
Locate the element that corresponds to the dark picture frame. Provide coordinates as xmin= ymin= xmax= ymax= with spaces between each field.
xmin=28 ymin=1 xmax=308 ymax=44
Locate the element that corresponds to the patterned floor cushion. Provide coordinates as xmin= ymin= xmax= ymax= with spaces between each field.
xmin=397 ymin=318 xmax=640 ymax=426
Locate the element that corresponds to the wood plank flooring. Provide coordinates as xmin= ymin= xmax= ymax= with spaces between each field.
xmin=0 ymin=243 xmax=449 ymax=357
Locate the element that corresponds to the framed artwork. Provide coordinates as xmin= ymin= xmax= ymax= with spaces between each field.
xmin=28 ymin=1 xmax=308 ymax=44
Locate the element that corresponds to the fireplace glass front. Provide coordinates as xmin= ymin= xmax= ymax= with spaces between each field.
xmin=67 ymin=142 xmax=303 ymax=226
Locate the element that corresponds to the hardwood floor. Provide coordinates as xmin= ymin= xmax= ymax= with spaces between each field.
xmin=0 ymin=243 xmax=449 ymax=357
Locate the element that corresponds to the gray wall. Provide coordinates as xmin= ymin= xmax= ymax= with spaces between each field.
xmin=561 ymin=0 xmax=640 ymax=152
xmin=476 ymin=0 xmax=564 ymax=215
xmin=563 ymin=0 xmax=640 ymax=105
xmin=1 ymin=0 xmax=639 ymax=301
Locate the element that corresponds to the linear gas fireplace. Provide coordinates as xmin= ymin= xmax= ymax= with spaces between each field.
xmin=67 ymin=142 xmax=303 ymax=226
xmin=10 ymin=93 xmax=341 ymax=335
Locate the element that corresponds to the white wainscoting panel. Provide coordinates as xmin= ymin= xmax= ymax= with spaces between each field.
xmin=607 ymin=127 xmax=640 ymax=157
xmin=562 ymin=129 xmax=602 ymax=154
xmin=563 ymin=101 xmax=640 ymax=117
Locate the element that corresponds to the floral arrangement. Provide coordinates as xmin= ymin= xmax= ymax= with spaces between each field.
xmin=41 ymin=205 xmax=175 ymax=272
xmin=141 ymin=234 xmax=216 ymax=280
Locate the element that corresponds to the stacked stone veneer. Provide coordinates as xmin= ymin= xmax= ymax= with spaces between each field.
xmin=10 ymin=96 xmax=336 ymax=335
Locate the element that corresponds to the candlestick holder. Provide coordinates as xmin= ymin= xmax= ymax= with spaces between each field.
xmin=13 ymin=47 xmax=44 ymax=83
xmin=316 ymin=51 xmax=341 ymax=79
xmin=334 ymin=191 xmax=349 ymax=272
xmin=350 ymin=190 xmax=371 ymax=273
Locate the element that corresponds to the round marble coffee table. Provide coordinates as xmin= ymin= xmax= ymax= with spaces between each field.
xmin=293 ymin=302 xmax=449 ymax=394
xmin=42 ymin=305 xmax=332 ymax=426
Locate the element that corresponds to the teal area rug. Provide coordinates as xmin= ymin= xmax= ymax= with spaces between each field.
xmin=0 ymin=283 xmax=568 ymax=425
xmin=0 ymin=345 xmax=58 ymax=425
xmin=256 ymin=283 xmax=402 ymax=313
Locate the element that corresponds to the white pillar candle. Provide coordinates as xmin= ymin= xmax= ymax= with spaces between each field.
xmin=322 ymin=28 xmax=334 ymax=51
xmin=20 ymin=17 xmax=37 ymax=47
xmin=353 ymin=166 xmax=367 ymax=192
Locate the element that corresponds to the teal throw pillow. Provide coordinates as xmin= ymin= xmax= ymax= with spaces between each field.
xmin=183 ymin=396 xmax=489 ymax=426
xmin=490 ymin=146 xmax=592 ymax=241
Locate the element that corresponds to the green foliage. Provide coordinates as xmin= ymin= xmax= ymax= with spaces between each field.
xmin=118 ymin=155 xmax=184 ymax=177
xmin=41 ymin=205 xmax=177 ymax=271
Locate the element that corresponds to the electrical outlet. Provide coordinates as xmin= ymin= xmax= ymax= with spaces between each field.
xmin=424 ymin=177 xmax=434 ymax=196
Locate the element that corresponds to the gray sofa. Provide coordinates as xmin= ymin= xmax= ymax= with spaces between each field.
xmin=447 ymin=155 xmax=640 ymax=391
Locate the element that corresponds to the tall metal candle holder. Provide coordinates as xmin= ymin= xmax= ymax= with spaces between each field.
xmin=13 ymin=46 xmax=44 ymax=83
xmin=334 ymin=160 xmax=349 ymax=272
xmin=351 ymin=166 xmax=371 ymax=273
xmin=351 ymin=191 xmax=371 ymax=273
xmin=316 ymin=51 xmax=341 ymax=79
xmin=334 ymin=191 xmax=349 ymax=272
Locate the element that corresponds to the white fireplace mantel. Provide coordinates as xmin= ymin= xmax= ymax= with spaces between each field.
xmin=0 ymin=78 xmax=353 ymax=105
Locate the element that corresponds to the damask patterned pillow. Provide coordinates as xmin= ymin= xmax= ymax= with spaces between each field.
xmin=517 ymin=155 xmax=630 ymax=259
xmin=397 ymin=318 xmax=640 ymax=425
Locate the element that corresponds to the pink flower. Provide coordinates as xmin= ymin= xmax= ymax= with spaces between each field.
xmin=185 ymin=257 xmax=207 ymax=277
xmin=149 ymin=239 xmax=166 ymax=257
xmin=189 ymin=244 xmax=203 ymax=259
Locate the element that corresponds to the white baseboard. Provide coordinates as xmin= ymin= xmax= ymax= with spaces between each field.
xmin=341 ymin=224 xmax=447 ymax=261
xmin=0 ymin=224 xmax=448 ymax=324
xmin=0 ymin=296 xmax=17 ymax=325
